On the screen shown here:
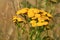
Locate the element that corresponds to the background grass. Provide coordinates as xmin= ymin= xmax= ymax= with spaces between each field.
xmin=0 ymin=0 xmax=60 ymax=40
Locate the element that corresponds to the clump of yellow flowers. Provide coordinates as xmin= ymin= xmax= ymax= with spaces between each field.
xmin=13 ymin=8 xmax=52 ymax=27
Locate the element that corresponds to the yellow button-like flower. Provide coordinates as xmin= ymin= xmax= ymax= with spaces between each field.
xmin=44 ymin=17 xmax=50 ymax=20
xmin=31 ymin=14 xmax=41 ymax=19
xmin=16 ymin=8 xmax=28 ymax=15
xmin=47 ymin=13 xmax=52 ymax=18
xmin=17 ymin=17 xmax=23 ymax=22
xmin=35 ymin=14 xmax=41 ymax=17
xmin=31 ymin=23 xmax=37 ymax=27
xmin=28 ymin=9 xmax=35 ymax=18
xmin=13 ymin=16 xmax=17 ymax=22
xmin=38 ymin=18 xmax=44 ymax=22
xmin=33 ymin=8 xmax=40 ymax=13
xmin=13 ymin=16 xmax=23 ymax=22
xmin=42 ymin=16 xmax=50 ymax=20
xmin=13 ymin=16 xmax=17 ymax=20
xmin=37 ymin=22 xmax=43 ymax=26
xmin=42 ymin=22 xmax=48 ymax=25
xmin=30 ymin=20 xmax=36 ymax=24
xmin=30 ymin=20 xmax=37 ymax=27
xmin=41 ymin=12 xmax=47 ymax=16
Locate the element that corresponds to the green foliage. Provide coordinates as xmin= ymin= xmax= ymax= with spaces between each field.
xmin=16 ymin=22 xmax=21 ymax=28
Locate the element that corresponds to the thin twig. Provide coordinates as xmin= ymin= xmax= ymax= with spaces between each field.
xmin=36 ymin=0 xmax=38 ymax=8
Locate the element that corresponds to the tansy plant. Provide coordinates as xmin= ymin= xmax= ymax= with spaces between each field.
xmin=13 ymin=8 xmax=53 ymax=40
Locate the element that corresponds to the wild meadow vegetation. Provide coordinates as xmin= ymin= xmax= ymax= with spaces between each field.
xmin=12 ymin=0 xmax=60 ymax=40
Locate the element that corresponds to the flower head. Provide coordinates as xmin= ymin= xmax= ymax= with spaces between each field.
xmin=33 ymin=8 xmax=40 ymax=13
xmin=13 ymin=16 xmax=17 ymax=22
xmin=47 ymin=13 xmax=53 ymax=18
xmin=16 ymin=8 xmax=28 ymax=15
xmin=42 ymin=22 xmax=48 ymax=25
xmin=17 ymin=17 xmax=23 ymax=22
xmin=27 ymin=9 xmax=35 ymax=18
xmin=35 ymin=14 xmax=41 ymax=18
xmin=37 ymin=22 xmax=43 ymax=26
xmin=41 ymin=12 xmax=47 ymax=16
xmin=30 ymin=20 xmax=37 ymax=27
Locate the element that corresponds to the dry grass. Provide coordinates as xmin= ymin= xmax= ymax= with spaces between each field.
xmin=0 ymin=0 xmax=60 ymax=40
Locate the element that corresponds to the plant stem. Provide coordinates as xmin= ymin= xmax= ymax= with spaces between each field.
xmin=16 ymin=22 xmax=21 ymax=40
xmin=17 ymin=27 xmax=21 ymax=40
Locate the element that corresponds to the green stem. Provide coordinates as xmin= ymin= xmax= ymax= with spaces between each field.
xmin=17 ymin=27 xmax=21 ymax=40
xmin=36 ymin=29 xmax=41 ymax=40
xmin=16 ymin=22 xmax=21 ymax=40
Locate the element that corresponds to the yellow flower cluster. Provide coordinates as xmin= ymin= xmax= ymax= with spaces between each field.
xmin=15 ymin=8 xmax=52 ymax=27
xmin=13 ymin=16 xmax=23 ymax=22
